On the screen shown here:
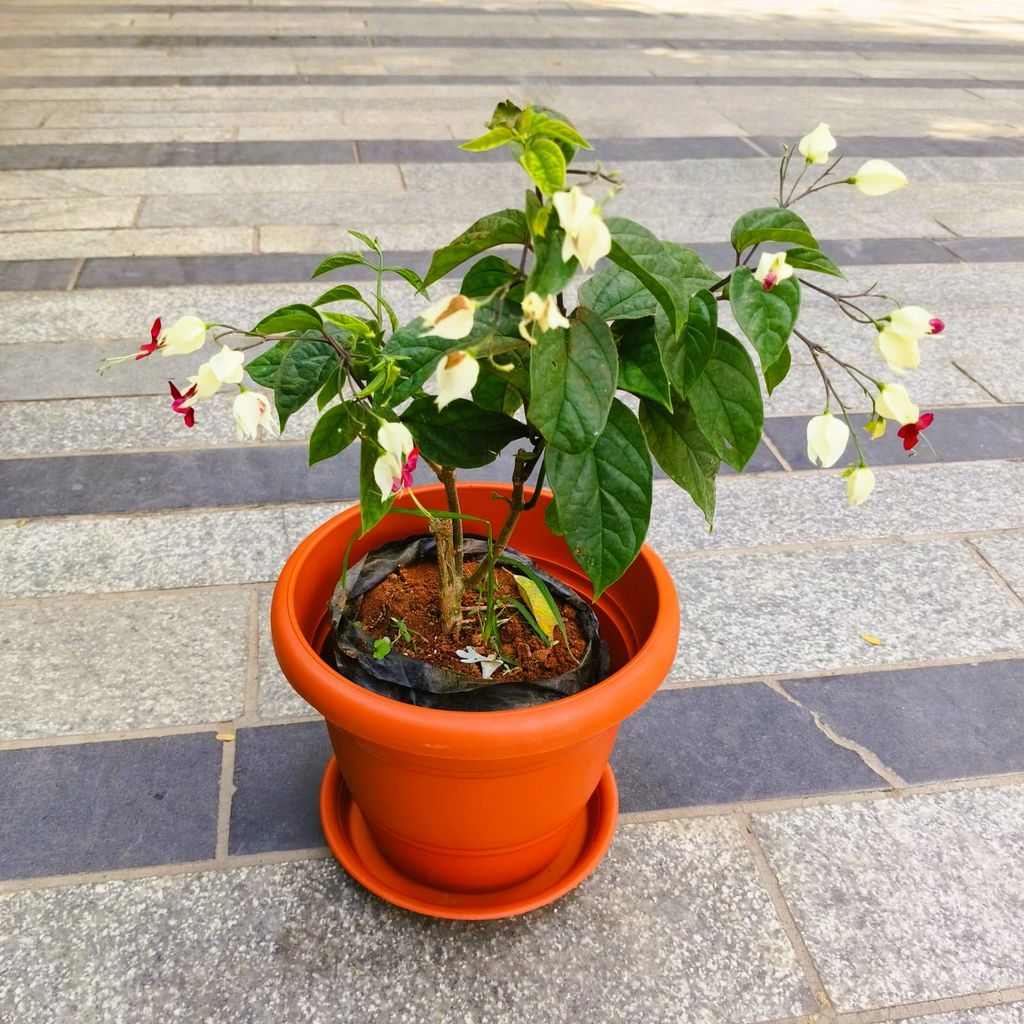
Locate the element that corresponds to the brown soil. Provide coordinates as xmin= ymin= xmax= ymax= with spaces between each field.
xmin=355 ymin=558 xmax=588 ymax=682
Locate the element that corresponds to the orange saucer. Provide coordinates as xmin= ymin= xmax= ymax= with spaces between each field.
xmin=319 ymin=757 xmax=618 ymax=920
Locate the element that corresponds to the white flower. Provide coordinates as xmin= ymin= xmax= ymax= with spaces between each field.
xmin=851 ymin=159 xmax=907 ymax=196
xmin=159 ymin=315 xmax=208 ymax=356
xmin=377 ymin=421 xmax=415 ymax=462
xmin=553 ymin=186 xmax=611 ymax=271
xmin=806 ymin=412 xmax=850 ymax=468
xmin=232 ymin=390 xmax=273 ymax=440
xmin=373 ymin=422 xmax=417 ymax=500
xmin=874 ymin=383 xmax=919 ymax=425
xmin=875 ymin=325 xmax=921 ymax=373
xmin=798 ymin=122 xmax=836 ymax=165
xmin=434 ymin=351 xmax=480 ymax=410
xmin=753 ymin=251 xmax=794 ymax=291
xmin=421 ymin=293 xmax=476 ymax=340
xmin=844 ymin=465 xmax=876 ymax=506
xmin=519 ymin=292 xmax=570 ymax=341
xmin=888 ymin=305 xmax=936 ymax=337
xmin=189 ymin=344 xmax=245 ymax=399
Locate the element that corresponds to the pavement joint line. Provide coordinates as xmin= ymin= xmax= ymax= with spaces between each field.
xmin=65 ymin=257 xmax=84 ymax=291
xmin=950 ymin=360 xmax=1004 ymax=404
xmin=758 ymin=432 xmax=793 ymax=472
xmin=737 ymin=811 xmax=836 ymax=1018
xmin=765 ymin=679 xmax=908 ymax=791
xmin=965 ymin=537 xmax=1024 ymax=610
xmin=243 ymin=588 xmax=260 ymax=719
xmin=213 ymin=734 xmax=236 ymax=862
xmin=831 ymin=986 xmax=1024 ymax=1024
xmin=130 ymin=195 xmax=144 ymax=229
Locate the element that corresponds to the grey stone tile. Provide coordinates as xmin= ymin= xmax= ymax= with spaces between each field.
xmin=0 ymin=258 xmax=75 ymax=290
xmin=0 ymin=196 xmax=139 ymax=231
xmin=785 ymin=660 xmax=1024 ymax=784
xmin=229 ymin=720 xmax=332 ymax=854
xmin=667 ymin=540 xmax=1024 ymax=682
xmin=889 ymin=1008 xmax=1024 ymax=1024
xmin=0 ymin=733 xmax=220 ymax=880
xmin=973 ymin=532 xmax=1024 ymax=599
xmin=0 ymin=588 xmax=247 ymax=740
xmin=613 ymin=683 xmax=885 ymax=811
xmin=941 ymin=237 xmax=1024 ymax=262
xmin=0 ymin=225 xmax=253 ymax=261
xmin=753 ymin=785 xmax=1024 ymax=1011
xmin=257 ymin=588 xmax=316 ymax=719
xmin=956 ymin=353 xmax=1024 ymax=403
xmin=647 ymin=462 xmax=1024 ymax=555
xmin=0 ymin=820 xmax=813 ymax=1024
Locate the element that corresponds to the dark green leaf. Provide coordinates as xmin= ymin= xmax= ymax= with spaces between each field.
xmin=384 ymin=265 xmax=429 ymax=296
xmin=244 ymin=339 xmax=294 ymax=388
xmin=764 ymin=344 xmax=792 ymax=395
xmin=579 ymin=264 xmax=657 ymax=321
xmin=779 ymin=246 xmax=845 ymax=278
xmin=529 ymin=308 xmax=617 ymax=454
xmin=688 ymin=329 xmax=764 ymax=471
xmin=729 ymin=266 xmax=801 ymax=375
xmin=661 ymin=242 xmax=719 ymax=290
xmin=460 ymin=126 xmax=515 ymax=152
xmin=659 ymin=288 xmax=718 ymax=397
xmin=308 ymin=403 xmax=360 ymax=465
xmin=544 ymin=496 xmax=564 ymax=537
xmin=640 ymin=394 xmax=718 ymax=528
xmin=547 ymin=399 xmax=653 ymax=599
xmin=359 ymin=439 xmax=393 ymax=535
xmin=473 ymin=350 xmax=527 ymax=416
xmin=312 ymin=284 xmax=372 ymax=310
xmin=275 ymin=340 xmax=337 ymax=430
xmin=524 ymin=222 xmax=576 ymax=296
xmin=616 ymin=318 xmax=671 ymax=410
xmin=312 ymin=251 xmax=374 ymax=278
xmin=424 ymin=209 xmax=528 ymax=286
xmin=252 ymin=303 xmax=323 ymax=335
xmin=316 ymin=365 xmax=340 ymax=411
xmin=403 ymin=397 xmax=529 ymax=468
xmin=461 ymin=255 xmax=521 ymax=301
xmin=730 ymin=207 xmax=818 ymax=254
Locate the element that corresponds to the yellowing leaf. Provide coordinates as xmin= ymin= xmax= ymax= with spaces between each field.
xmin=859 ymin=633 xmax=883 ymax=646
xmin=514 ymin=575 xmax=556 ymax=640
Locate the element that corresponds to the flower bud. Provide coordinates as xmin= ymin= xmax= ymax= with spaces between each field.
xmin=798 ymin=122 xmax=836 ymax=165
xmin=434 ymin=351 xmax=480 ymax=410
xmin=928 ymin=317 xmax=945 ymax=335
xmin=874 ymin=383 xmax=919 ymax=425
xmin=864 ymin=416 xmax=886 ymax=440
xmin=844 ymin=465 xmax=876 ymax=506
xmin=421 ymin=293 xmax=476 ymax=340
xmin=850 ymin=159 xmax=907 ymax=196
xmin=232 ymin=390 xmax=272 ymax=440
xmin=806 ymin=412 xmax=850 ymax=468
xmin=159 ymin=315 xmax=209 ymax=356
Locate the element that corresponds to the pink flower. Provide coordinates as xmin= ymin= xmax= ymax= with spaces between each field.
xmin=169 ymin=381 xmax=198 ymax=428
xmin=136 ymin=317 xmax=161 ymax=360
xmin=395 ymin=447 xmax=419 ymax=492
xmin=928 ymin=318 xmax=945 ymax=335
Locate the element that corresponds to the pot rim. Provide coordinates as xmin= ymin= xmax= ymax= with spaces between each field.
xmin=272 ymin=482 xmax=680 ymax=758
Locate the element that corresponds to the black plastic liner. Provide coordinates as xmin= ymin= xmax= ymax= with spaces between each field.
xmin=329 ymin=536 xmax=610 ymax=711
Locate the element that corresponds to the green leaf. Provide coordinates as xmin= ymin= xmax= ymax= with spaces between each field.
xmin=275 ymin=340 xmax=338 ymax=430
xmin=461 ymin=255 xmax=521 ymax=301
xmin=473 ymin=350 xmax=527 ymax=416
xmin=659 ymin=288 xmax=718 ymax=397
xmin=524 ymin=222 xmax=576 ymax=296
xmin=730 ymin=207 xmax=818 ymax=254
xmin=533 ymin=118 xmax=592 ymax=151
xmin=688 ymin=329 xmax=764 ymax=471
xmin=308 ymin=403 xmax=360 ymax=465
xmin=544 ymin=497 xmax=564 ymax=537
xmin=372 ymin=637 xmax=392 ymax=659
xmin=605 ymin=218 xmax=690 ymax=339
xmin=359 ymin=439 xmax=393 ymax=535
xmin=402 ymin=397 xmax=529 ymax=469
xmin=347 ymin=229 xmax=381 ymax=254
xmin=244 ymin=339 xmax=294 ymax=389
xmin=661 ymin=242 xmax=719 ymax=290
xmin=383 ymin=265 xmax=429 ymax=296
xmin=764 ymin=344 xmax=792 ymax=395
xmin=316 ymin=365 xmax=340 ymax=411
xmin=424 ymin=209 xmax=528 ymax=286
xmin=639 ymin=394 xmax=719 ymax=529
xmin=529 ymin=309 xmax=618 ymax=454
xmin=547 ymin=399 xmax=653 ymax=599
xmin=487 ymin=99 xmax=522 ymax=131
xmin=729 ymin=267 xmax=801 ymax=375
xmin=616 ymin=318 xmax=671 ymax=410
xmin=252 ymin=303 xmax=323 ymax=335
xmin=460 ymin=126 xmax=516 ymax=152
xmin=311 ymin=251 xmax=374 ymax=278
xmin=579 ymin=264 xmax=657 ymax=321
xmin=312 ymin=283 xmax=373 ymax=310
xmin=778 ymin=246 xmax=844 ymax=278
xmin=518 ymin=138 xmax=567 ymax=195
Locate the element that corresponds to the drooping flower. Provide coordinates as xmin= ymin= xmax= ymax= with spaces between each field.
xmin=753 ymin=251 xmax=794 ymax=291
xmin=850 ymin=159 xmax=907 ymax=196
xmin=434 ymin=350 xmax=480 ymax=410
xmin=888 ymin=305 xmax=939 ymax=338
xmin=806 ymin=412 xmax=850 ymax=468
xmin=875 ymin=325 xmax=921 ymax=373
xmin=553 ymin=186 xmax=611 ymax=271
xmin=421 ymin=293 xmax=476 ymax=340
xmin=232 ymin=390 xmax=273 ymax=441
xmin=189 ymin=345 xmax=245 ymax=399
xmin=519 ymin=291 xmax=570 ymax=342
xmin=169 ymin=381 xmax=198 ymax=428
xmin=873 ymin=383 xmax=919 ymax=425
xmin=864 ymin=415 xmax=886 ymax=440
xmin=896 ymin=412 xmax=934 ymax=451
xmin=160 ymin=315 xmax=209 ymax=356
xmin=136 ymin=317 xmax=162 ymax=360
xmin=373 ymin=422 xmax=418 ymax=499
xmin=798 ymin=122 xmax=836 ymax=165
xmin=843 ymin=465 xmax=876 ymax=506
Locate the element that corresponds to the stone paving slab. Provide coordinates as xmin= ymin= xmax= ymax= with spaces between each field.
xmin=0 ymin=822 xmax=815 ymax=1024
xmin=894 ymin=1008 xmax=1024 ymax=1024
xmin=752 ymin=784 xmax=1024 ymax=1012
xmin=0 ymin=588 xmax=249 ymax=739
xmin=972 ymin=532 xmax=1024 ymax=599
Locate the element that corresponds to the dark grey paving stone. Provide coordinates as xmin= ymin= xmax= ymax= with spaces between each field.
xmin=0 ymin=734 xmax=220 ymax=881
xmin=751 ymin=135 xmax=1024 ymax=158
xmin=229 ymin=721 xmax=331 ymax=855
xmin=0 ymin=260 xmax=75 ymax=291
xmin=612 ymin=683 xmax=886 ymax=812
xmin=0 ymin=437 xmax=776 ymax=518
xmin=765 ymin=405 xmax=1024 ymax=470
xmin=784 ymin=661 xmax=1024 ymax=785
xmin=823 ymin=237 xmax=960 ymax=264
xmin=940 ymin=237 xmax=1024 ymax=263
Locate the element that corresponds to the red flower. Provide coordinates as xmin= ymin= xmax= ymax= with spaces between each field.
xmin=169 ymin=381 xmax=198 ymax=428
xmin=928 ymin=318 xmax=945 ymax=335
xmin=897 ymin=412 xmax=934 ymax=451
xmin=393 ymin=446 xmax=419 ymax=493
xmin=136 ymin=317 xmax=162 ymax=360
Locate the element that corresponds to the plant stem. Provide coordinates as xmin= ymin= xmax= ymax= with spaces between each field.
xmin=437 ymin=465 xmax=464 ymax=578
xmin=432 ymin=516 xmax=463 ymax=635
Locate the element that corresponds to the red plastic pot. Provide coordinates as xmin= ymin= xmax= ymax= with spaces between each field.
xmin=271 ymin=483 xmax=679 ymax=919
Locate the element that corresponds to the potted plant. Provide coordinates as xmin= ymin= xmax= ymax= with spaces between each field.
xmin=106 ymin=104 xmax=941 ymax=919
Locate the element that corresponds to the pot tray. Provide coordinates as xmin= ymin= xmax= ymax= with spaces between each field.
xmin=319 ymin=757 xmax=618 ymax=921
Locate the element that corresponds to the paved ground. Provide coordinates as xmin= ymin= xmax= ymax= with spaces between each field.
xmin=2 ymin=1 xmax=1024 ymax=1022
